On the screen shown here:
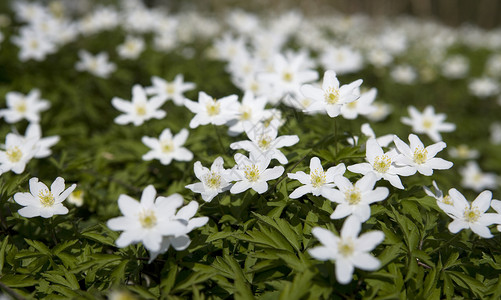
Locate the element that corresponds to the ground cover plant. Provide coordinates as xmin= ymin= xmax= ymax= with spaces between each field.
xmin=1 ymin=0 xmax=501 ymax=299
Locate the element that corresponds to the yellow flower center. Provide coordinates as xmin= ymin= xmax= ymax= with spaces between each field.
xmin=324 ymin=87 xmax=340 ymax=104
xmin=346 ymin=100 xmax=358 ymax=109
xmin=283 ymin=71 xmax=293 ymax=82
xmin=166 ymin=83 xmax=175 ymax=95
xmin=15 ymin=101 xmax=27 ymax=113
xmin=338 ymin=239 xmax=354 ymax=257
xmin=250 ymin=82 xmax=259 ymax=92
xmin=310 ymin=169 xmax=326 ymax=188
xmin=160 ymin=140 xmax=174 ymax=153
xmin=6 ymin=146 xmax=23 ymax=163
xmin=456 ymin=145 xmax=470 ymax=158
xmin=442 ymin=195 xmax=453 ymax=205
xmin=240 ymin=106 xmax=252 ymax=121
xmin=139 ymin=209 xmax=157 ymax=228
xmin=244 ymin=165 xmax=260 ymax=182
xmin=89 ymin=59 xmax=99 ymax=71
xmin=463 ymin=206 xmax=480 ymax=223
xmin=373 ymin=155 xmax=391 ymax=173
xmin=345 ymin=188 xmax=362 ymax=205
xmin=30 ymin=40 xmax=39 ymax=49
xmin=206 ymin=99 xmax=220 ymax=116
xmin=204 ymin=172 xmax=222 ymax=189
xmin=125 ymin=41 xmax=137 ymax=51
xmin=135 ymin=104 xmax=147 ymax=116
xmin=422 ymin=118 xmax=433 ymax=129
xmin=258 ymin=135 xmax=272 ymax=150
xmin=38 ymin=189 xmax=55 ymax=207
xmin=413 ymin=147 xmax=428 ymax=164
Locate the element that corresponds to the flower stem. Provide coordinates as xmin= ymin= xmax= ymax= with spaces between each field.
xmin=49 ymin=217 xmax=58 ymax=245
xmin=212 ymin=124 xmax=226 ymax=154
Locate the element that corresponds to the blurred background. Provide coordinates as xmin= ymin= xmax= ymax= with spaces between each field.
xmin=153 ymin=0 xmax=501 ymax=29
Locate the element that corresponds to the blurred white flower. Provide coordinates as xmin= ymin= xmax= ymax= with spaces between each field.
xmin=226 ymin=91 xmax=268 ymax=136
xmin=0 ymin=89 xmax=50 ymax=123
xmin=75 ymin=50 xmax=116 ymax=78
xmin=441 ymin=55 xmax=469 ymax=79
xmin=117 ymin=35 xmax=145 ymax=59
xmin=112 ymin=84 xmax=166 ymax=126
xmin=460 ymin=161 xmax=498 ymax=192
xmin=68 ymin=189 xmax=84 ymax=207
xmin=490 ymin=122 xmax=501 ymax=144
xmin=13 ymin=177 xmax=76 ymax=218
xmin=145 ymin=74 xmax=195 ymax=106
xmin=401 ymin=105 xmax=456 ymax=142
xmin=468 ymin=77 xmax=500 ymax=99
xmin=0 ymin=133 xmax=37 ymax=175
xmin=18 ymin=123 xmax=59 ymax=159
xmin=366 ymin=101 xmax=392 ymax=122
xmin=320 ymin=46 xmax=363 ymax=75
xmin=390 ymin=65 xmax=417 ymax=84
xmin=11 ymin=28 xmax=56 ymax=61
xmin=309 ymin=216 xmax=384 ymax=284
xmin=339 ymin=87 xmax=377 ymax=120
xmin=448 ymin=144 xmax=479 ymax=160
xmin=142 ymin=128 xmax=193 ymax=165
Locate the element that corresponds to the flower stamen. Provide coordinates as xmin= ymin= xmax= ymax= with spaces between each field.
xmin=244 ymin=165 xmax=260 ymax=182
xmin=38 ymin=189 xmax=55 ymax=207
xmin=373 ymin=155 xmax=391 ymax=173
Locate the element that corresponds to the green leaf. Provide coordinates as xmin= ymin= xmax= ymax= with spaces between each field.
xmin=24 ymin=239 xmax=52 ymax=256
xmin=0 ymin=236 xmax=8 ymax=275
xmin=0 ymin=274 xmax=38 ymax=287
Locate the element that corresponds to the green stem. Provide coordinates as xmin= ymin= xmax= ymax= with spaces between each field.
xmin=49 ymin=217 xmax=58 ymax=245
xmin=212 ymin=124 xmax=226 ymax=154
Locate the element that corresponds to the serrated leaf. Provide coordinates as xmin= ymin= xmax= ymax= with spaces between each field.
xmin=0 ymin=274 xmax=38 ymax=287
xmin=24 ymin=239 xmax=52 ymax=256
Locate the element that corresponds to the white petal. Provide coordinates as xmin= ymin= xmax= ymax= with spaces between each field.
xmin=17 ymin=206 xmax=41 ymax=218
xmin=341 ymin=216 xmax=361 ymax=238
xmin=335 ymin=258 xmax=354 ymax=284
xmin=352 ymin=253 xmax=380 ymax=271
xmin=308 ymin=246 xmax=335 ymax=261
xmin=472 ymin=190 xmax=492 ymax=213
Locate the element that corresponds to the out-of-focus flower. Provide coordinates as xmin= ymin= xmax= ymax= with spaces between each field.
xmin=117 ymin=35 xmax=145 ymax=59
xmin=0 ymin=89 xmax=50 ymax=123
xmin=0 ymin=133 xmax=37 ymax=175
xmin=145 ymin=74 xmax=195 ymax=106
xmin=390 ymin=65 xmax=417 ymax=84
xmin=401 ymin=105 xmax=456 ymax=142
xmin=75 ymin=50 xmax=116 ymax=78
xmin=460 ymin=161 xmax=498 ymax=192
xmin=112 ymin=84 xmax=166 ymax=126
xmin=320 ymin=46 xmax=363 ymax=75
xmin=441 ymin=55 xmax=469 ymax=79
xmin=68 ymin=189 xmax=84 ymax=207
xmin=468 ymin=77 xmax=500 ymax=99
xmin=366 ymin=101 xmax=392 ymax=122
xmin=448 ymin=144 xmax=480 ymax=160
xmin=339 ymin=87 xmax=377 ymax=120
xmin=11 ymin=28 xmax=56 ymax=61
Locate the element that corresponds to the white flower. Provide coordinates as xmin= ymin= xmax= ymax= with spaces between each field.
xmin=468 ymin=77 xmax=500 ymax=99
xmin=490 ymin=200 xmax=501 ymax=231
xmin=226 ymin=91 xmax=269 ymax=136
xmin=309 ymin=216 xmax=384 ymax=284
xmin=230 ymin=152 xmax=284 ymax=194
xmin=366 ymin=101 xmax=392 ymax=122
xmin=145 ymin=74 xmax=196 ymax=106
xmin=339 ymin=87 xmax=377 ymax=120
xmin=112 ymin=84 xmax=166 ymax=126
xmin=287 ymin=157 xmax=346 ymax=201
xmin=491 ymin=122 xmax=501 ymax=145
xmin=0 ymin=89 xmax=50 ymax=123
xmin=0 ymin=133 xmax=37 ymax=175
xmin=329 ymin=173 xmax=389 ymax=222
xmin=107 ymin=185 xmax=192 ymax=252
xmin=320 ymin=46 xmax=363 ymax=75
xmin=185 ymin=157 xmax=233 ymax=202
xmin=444 ymin=189 xmax=501 ymax=238
xmin=393 ymin=134 xmax=453 ymax=176
xmin=258 ymin=52 xmax=318 ymax=99
xmin=75 ymin=50 xmax=116 ymax=78
xmin=184 ymin=92 xmax=239 ymax=129
xmin=142 ymin=128 xmax=193 ymax=165
xmin=19 ymin=123 xmax=60 ymax=158
xmin=148 ymin=201 xmax=208 ymax=263
xmin=67 ymin=190 xmax=84 ymax=207
xmin=11 ymin=28 xmax=56 ymax=61
xmin=448 ymin=144 xmax=480 ymax=160
xmin=300 ymin=70 xmax=362 ymax=118
xmin=401 ymin=105 xmax=456 ymax=143
xmin=230 ymin=119 xmax=298 ymax=164
xmin=13 ymin=177 xmax=76 ymax=218
xmin=117 ymin=35 xmax=145 ymax=59
xmin=441 ymin=55 xmax=469 ymax=79
xmin=424 ymin=180 xmax=455 ymax=213
xmin=348 ymin=139 xmax=414 ymax=189
xmin=460 ymin=161 xmax=498 ymax=192
xmin=390 ymin=64 xmax=417 ymax=84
